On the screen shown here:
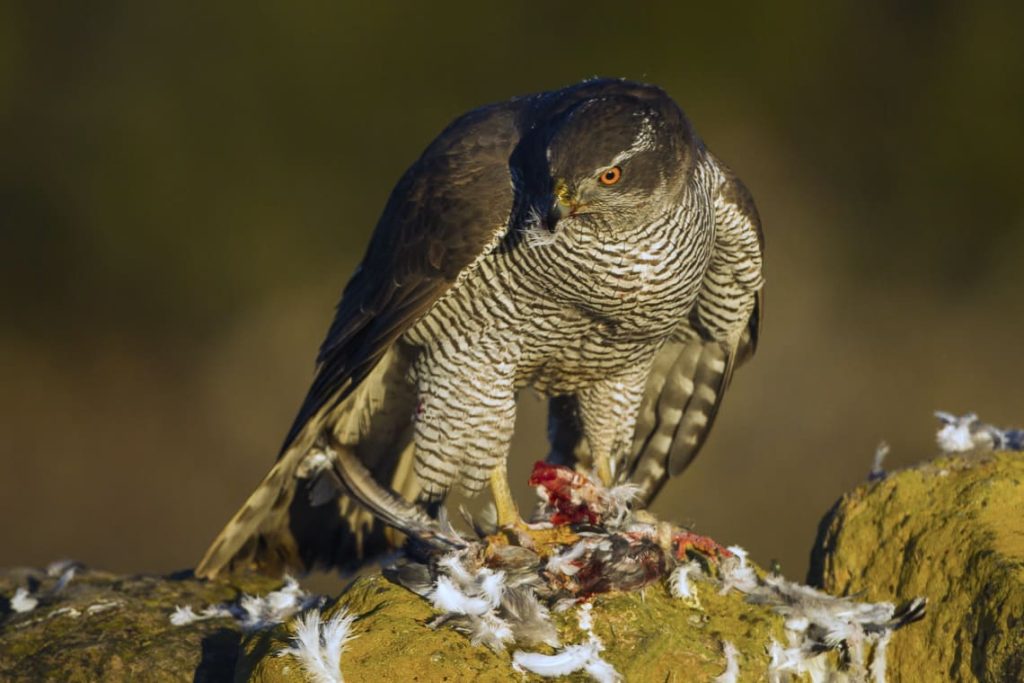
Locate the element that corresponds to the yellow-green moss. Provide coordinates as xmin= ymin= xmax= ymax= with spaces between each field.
xmin=16 ymin=445 xmax=1004 ymax=682
xmin=2 ymin=564 xmax=794 ymax=682
xmin=0 ymin=568 xmax=279 ymax=683
xmin=809 ymin=450 xmax=1024 ymax=682
xmin=240 ymin=573 xmax=789 ymax=683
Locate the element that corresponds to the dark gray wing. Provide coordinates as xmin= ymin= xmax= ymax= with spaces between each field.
xmin=195 ymin=102 xmax=525 ymax=578
xmin=280 ymin=102 xmax=524 ymax=454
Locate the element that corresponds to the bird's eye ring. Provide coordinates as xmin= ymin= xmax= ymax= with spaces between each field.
xmin=598 ymin=166 xmax=622 ymax=186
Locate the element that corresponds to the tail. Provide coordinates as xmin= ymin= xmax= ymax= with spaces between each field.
xmin=626 ymin=287 xmax=761 ymax=505
xmin=626 ymin=334 xmax=738 ymax=505
xmin=195 ymin=348 xmax=419 ymax=579
xmin=194 ymin=448 xmax=399 ymax=578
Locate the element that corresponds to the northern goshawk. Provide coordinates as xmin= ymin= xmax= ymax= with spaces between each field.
xmin=197 ymin=78 xmax=764 ymax=578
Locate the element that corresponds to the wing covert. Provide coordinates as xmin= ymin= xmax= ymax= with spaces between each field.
xmin=281 ymin=103 xmax=524 ymax=453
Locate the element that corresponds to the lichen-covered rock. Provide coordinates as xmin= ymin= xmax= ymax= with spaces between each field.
xmin=238 ymin=573 xmax=788 ymax=682
xmin=809 ymin=450 xmax=1024 ymax=682
xmin=0 ymin=567 xmax=279 ymax=683
xmin=1 ymin=563 xmax=798 ymax=682
xmin=12 ymin=453 xmax=971 ymax=683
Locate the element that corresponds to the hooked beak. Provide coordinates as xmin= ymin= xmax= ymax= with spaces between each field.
xmin=546 ymin=178 xmax=578 ymax=230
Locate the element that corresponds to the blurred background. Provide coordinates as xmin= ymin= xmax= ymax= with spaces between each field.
xmin=2 ymin=2 xmax=1022 ymax=582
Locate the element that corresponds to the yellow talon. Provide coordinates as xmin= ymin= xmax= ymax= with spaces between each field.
xmin=486 ymin=466 xmax=579 ymax=556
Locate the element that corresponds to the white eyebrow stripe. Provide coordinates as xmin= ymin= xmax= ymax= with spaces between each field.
xmin=607 ymin=114 xmax=657 ymax=168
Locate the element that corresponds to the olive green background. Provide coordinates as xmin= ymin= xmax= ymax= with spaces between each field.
xmin=2 ymin=2 xmax=1022 ymax=580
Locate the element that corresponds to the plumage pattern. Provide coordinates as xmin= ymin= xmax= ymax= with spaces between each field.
xmin=196 ymin=78 xmax=765 ymax=578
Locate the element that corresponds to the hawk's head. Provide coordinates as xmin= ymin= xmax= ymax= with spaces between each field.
xmin=540 ymin=83 xmax=698 ymax=231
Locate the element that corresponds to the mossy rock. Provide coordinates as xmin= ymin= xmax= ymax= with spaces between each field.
xmin=2 ymin=563 xmax=797 ymax=682
xmin=239 ymin=574 xmax=789 ymax=682
xmin=809 ymin=450 xmax=1024 ymax=682
xmin=14 ymin=445 xmax=997 ymax=683
xmin=0 ymin=567 xmax=278 ymax=683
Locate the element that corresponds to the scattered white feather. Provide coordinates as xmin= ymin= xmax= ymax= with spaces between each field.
xmin=238 ymin=575 xmax=322 ymax=630
xmin=869 ymin=441 xmax=890 ymax=480
xmin=169 ymin=605 xmax=200 ymax=625
xmin=576 ymin=601 xmax=594 ymax=632
xmin=713 ymin=641 xmax=740 ymax=683
xmin=503 ymin=587 xmax=559 ymax=648
xmin=429 ymin=576 xmax=492 ymax=616
xmin=934 ymin=410 xmax=1023 ymax=452
xmin=751 ymin=575 xmax=910 ymax=682
xmin=477 ymin=570 xmax=506 ymax=610
xmin=581 ymin=654 xmax=622 ymax=683
xmin=320 ymin=610 xmax=359 ymax=681
xmin=437 ymin=552 xmax=475 ymax=585
xmin=10 ymin=587 xmax=38 ymax=613
xmin=277 ymin=609 xmax=358 ymax=683
xmin=511 ymin=595 xmax=620 ymax=681
xmin=603 ymin=483 xmax=642 ymax=526
xmin=552 ymin=598 xmax=577 ymax=613
xmin=662 ymin=539 xmax=915 ymax=683
xmin=512 ymin=643 xmax=597 ymax=677
xmin=513 ymin=642 xmax=620 ymax=683
xmin=169 ymin=604 xmax=233 ymax=626
xmin=719 ymin=546 xmax=758 ymax=595
xmin=463 ymin=611 xmax=515 ymax=650
xmin=85 ymin=600 xmax=122 ymax=615
xmin=45 ymin=560 xmax=79 ymax=594
xmin=935 ymin=411 xmax=977 ymax=452
xmin=46 ymin=559 xmax=77 ymax=578
xmin=767 ymin=638 xmax=800 ymax=673
xmin=427 ymin=552 xmax=529 ymax=651
xmin=669 ymin=560 xmax=702 ymax=608
xmin=169 ymin=574 xmax=322 ymax=631
xmin=767 ymin=639 xmax=828 ymax=683
xmin=727 ymin=546 xmax=749 ymax=565
xmin=870 ymin=631 xmax=891 ymax=683
xmin=546 ymin=542 xmax=588 ymax=576
xmin=606 ymin=482 xmax=641 ymax=505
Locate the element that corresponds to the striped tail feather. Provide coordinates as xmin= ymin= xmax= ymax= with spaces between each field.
xmin=626 ymin=335 xmax=736 ymax=506
xmin=625 ymin=282 xmax=761 ymax=506
xmin=195 ymin=440 xmax=398 ymax=578
xmin=195 ymin=348 xmax=421 ymax=579
xmin=543 ymin=332 xmax=739 ymax=507
xmin=544 ymin=294 xmax=760 ymax=510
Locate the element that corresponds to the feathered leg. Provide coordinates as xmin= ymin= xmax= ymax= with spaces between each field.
xmin=577 ymin=367 xmax=649 ymax=486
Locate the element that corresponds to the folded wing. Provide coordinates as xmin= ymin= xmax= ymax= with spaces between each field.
xmin=196 ymin=102 xmax=523 ymax=577
xmin=625 ymin=155 xmax=764 ymax=504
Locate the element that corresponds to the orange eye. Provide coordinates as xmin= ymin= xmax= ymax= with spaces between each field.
xmin=598 ymin=166 xmax=622 ymax=186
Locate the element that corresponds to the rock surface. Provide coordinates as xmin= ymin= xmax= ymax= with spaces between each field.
xmin=1 ymin=565 xmax=791 ymax=682
xmin=238 ymin=573 xmax=787 ymax=682
xmin=809 ymin=449 xmax=1024 ymax=682
xmin=0 ymin=566 xmax=279 ymax=682
xmin=11 ymin=450 xmax=1022 ymax=681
